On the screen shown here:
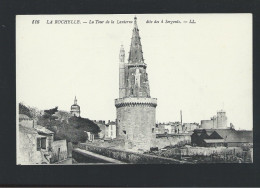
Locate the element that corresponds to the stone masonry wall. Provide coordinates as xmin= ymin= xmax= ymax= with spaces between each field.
xmin=116 ymin=104 xmax=156 ymax=152
xmin=51 ymin=140 xmax=68 ymax=163
xmin=152 ymin=134 xmax=191 ymax=149
xmin=78 ymin=143 xmax=191 ymax=164
xmin=18 ymin=131 xmax=42 ymax=164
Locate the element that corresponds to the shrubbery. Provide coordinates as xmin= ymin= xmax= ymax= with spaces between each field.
xmin=19 ymin=104 xmax=101 ymax=144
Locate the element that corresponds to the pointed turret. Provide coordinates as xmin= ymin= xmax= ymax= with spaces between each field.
xmin=119 ymin=45 xmax=126 ymax=98
xmin=74 ymin=96 xmax=77 ymax=105
xmin=119 ymin=45 xmax=125 ymax=63
xmin=128 ymin=17 xmax=144 ymax=64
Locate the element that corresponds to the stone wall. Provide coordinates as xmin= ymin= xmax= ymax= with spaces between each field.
xmin=201 ymin=120 xmax=214 ymax=129
xmin=19 ymin=119 xmax=34 ymax=128
xmin=18 ymin=130 xmax=42 ymax=164
xmin=78 ymin=143 xmax=191 ymax=164
xmin=51 ymin=140 xmax=68 ymax=163
xmin=152 ymin=134 xmax=191 ymax=149
xmin=116 ymin=103 xmax=156 ymax=152
xmin=160 ymin=146 xmax=244 ymax=157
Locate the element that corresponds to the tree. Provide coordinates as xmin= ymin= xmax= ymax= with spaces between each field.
xmin=19 ymin=103 xmax=32 ymax=118
xmin=68 ymin=116 xmax=101 ymax=134
xmin=43 ymin=106 xmax=58 ymax=121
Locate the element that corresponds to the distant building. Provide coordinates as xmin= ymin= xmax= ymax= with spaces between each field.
xmin=70 ymin=96 xmax=80 ymax=117
xmin=106 ymin=121 xmax=116 ymax=139
xmin=201 ymin=110 xmax=228 ymax=129
xmin=94 ymin=120 xmax=117 ymax=140
xmin=182 ymin=123 xmax=199 ymax=133
xmin=86 ymin=131 xmax=95 ymax=141
xmin=155 ymin=122 xmax=199 ymax=134
xmin=191 ymin=128 xmax=253 ymax=147
xmin=94 ymin=120 xmax=106 ymax=139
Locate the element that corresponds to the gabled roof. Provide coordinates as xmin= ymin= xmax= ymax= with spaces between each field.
xmin=205 ymin=129 xmax=253 ymax=143
xmin=34 ymin=125 xmax=54 ymax=135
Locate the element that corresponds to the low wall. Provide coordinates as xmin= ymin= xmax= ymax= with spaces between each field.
xmin=160 ymin=146 xmax=245 ymax=157
xmin=78 ymin=143 xmax=192 ymax=164
xmin=72 ymin=149 xmax=115 ymax=163
xmin=153 ymin=134 xmax=191 ymax=149
xmin=51 ymin=140 xmax=68 ymax=163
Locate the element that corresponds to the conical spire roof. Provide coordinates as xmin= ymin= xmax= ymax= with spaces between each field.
xmin=128 ymin=17 xmax=144 ymax=64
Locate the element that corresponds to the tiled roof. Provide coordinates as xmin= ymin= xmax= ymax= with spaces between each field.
xmin=34 ymin=125 xmax=54 ymax=135
xmin=205 ymin=129 xmax=253 ymax=143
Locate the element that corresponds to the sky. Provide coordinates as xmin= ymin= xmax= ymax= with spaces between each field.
xmin=16 ymin=14 xmax=252 ymax=130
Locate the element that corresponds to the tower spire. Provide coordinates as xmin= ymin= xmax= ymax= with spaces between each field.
xmin=128 ymin=16 xmax=144 ymax=64
xmin=74 ymin=96 xmax=77 ymax=105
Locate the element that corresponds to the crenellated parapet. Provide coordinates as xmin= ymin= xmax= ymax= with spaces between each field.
xmin=115 ymin=97 xmax=157 ymax=108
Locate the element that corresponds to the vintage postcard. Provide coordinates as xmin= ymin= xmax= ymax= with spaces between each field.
xmin=16 ymin=14 xmax=252 ymax=165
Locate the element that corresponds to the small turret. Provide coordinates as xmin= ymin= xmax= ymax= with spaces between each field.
xmin=119 ymin=45 xmax=126 ymax=98
xmin=70 ymin=96 xmax=80 ymax=117
xmin=119 ymin=45 xmax=125 ymax=63
xmin=74 ymin=96 xmax=77 ymax=105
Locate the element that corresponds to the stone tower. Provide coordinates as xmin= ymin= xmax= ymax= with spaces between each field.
xmin=115 ymin=17 xmax=157 ymax=152
xmin=217 ymin=110 xmax=227 ymax=129
xmin=70 ymin=96 xmax=80 ymax=117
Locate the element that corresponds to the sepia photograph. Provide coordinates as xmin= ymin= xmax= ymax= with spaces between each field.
xmin=16 ymin=14 xmax=253 ymax=165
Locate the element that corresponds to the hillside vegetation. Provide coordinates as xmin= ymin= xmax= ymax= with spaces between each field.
xmin=19 ymin=103 xmax=100 ymax=144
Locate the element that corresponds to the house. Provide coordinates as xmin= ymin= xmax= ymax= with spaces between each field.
xmin=86 ymin=131 xmax=95 ymax=141
xmin=182 ymin=123 xmax=199 ymax=133
xmin=18 ymin=114 xmax=68 ymax=164
xmin=18 ymin=125 xmax=49 ymax=164
xmin=94 ymin=120 xmax=117 ymax=140
xmin=191 ymin=128 xmax=253 ymax=147
xmin=34 ymin=125 xmax=54 ymax=152
xmin=105 ymin=121 xmax=116 ymax=139
xmin=18 ymin=124 xmax=53 ymax=164
xmin=191 ymin=129 xmax=214 ymax=146
xmin=210 ymin=129 xmax=253 ymax=147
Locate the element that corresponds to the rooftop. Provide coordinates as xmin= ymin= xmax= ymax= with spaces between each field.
xmin=34 ymin=125 xmax=54 ymax=135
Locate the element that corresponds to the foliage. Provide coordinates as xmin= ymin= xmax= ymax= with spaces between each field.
xmin=19 ymin=103 xmax=33 ymax=118
xmin=39 ymin=108 xmax=100 ymax=144
xmin=20 ymin=103 xmax=101 ymax=144
xmin=68 ymin=116 xmax=101 ymax=133
xmin=43 ymin=107 xmax=58 ymax=121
